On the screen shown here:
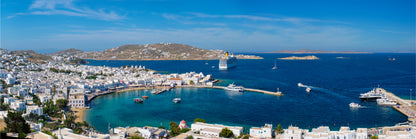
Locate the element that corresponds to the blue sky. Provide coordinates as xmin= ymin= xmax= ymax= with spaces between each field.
xmin=1 ymin=0 xmax=415 ymax=53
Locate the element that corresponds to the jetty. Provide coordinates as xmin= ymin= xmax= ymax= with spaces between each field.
xmin=379 ymin=88 xmax=416 ymax=122
xmin=211 ymin=86 xmax=283 ymax=96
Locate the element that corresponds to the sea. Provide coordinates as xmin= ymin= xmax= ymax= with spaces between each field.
xmin=84 ymin=53 xmax=415 ymax=133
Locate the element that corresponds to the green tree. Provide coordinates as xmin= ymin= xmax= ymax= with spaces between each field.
xmin=187 ymin=135 xmax=194 ymax=139
xmin=4 ymin=111 xmax=31 ymax=134
xmin=169 ymin=121 xmax=180 ymax=137
xmin=128 ymin=135 xmax=145 ymax=139
xmin=56 ymin=99 xmax=68 ymax=111
xmin=370 ymin=135 xmax=378 ymax=139
xmin=219 ymin=128 xmax=234 ymax=138
xmin=64 ymin=111 xmax=76 ymax=128
xmin=31 ymin=94 xmax=42 ymax=106
xmin=193 ymin=118 xmax=206 ymax=123
xmin=275 ymin=124 xmax=284 ymax=134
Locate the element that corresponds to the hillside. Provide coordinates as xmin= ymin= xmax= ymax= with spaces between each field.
xmin=265 ymin=49 xmax=370 ymax=54
xmin=11 ymin=50 xmax=51 ymax=63
xmin=76 ymin=43 xmax=263 ymax=60
xmin=49 ymin=48 xmax=84 ymax=56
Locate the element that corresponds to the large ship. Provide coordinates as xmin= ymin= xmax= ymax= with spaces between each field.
xmin=219 ymin=52 xmax=237 ymax=70
xmin=359 ymin=88 xmax=383 ymax=101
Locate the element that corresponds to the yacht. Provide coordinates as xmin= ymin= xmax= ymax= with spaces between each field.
xmin=349 ymin=102 xmax=361 ymax=108
xmin=225 ymin=83 xmax=244 ymax=92
xmin=219 ymin=52 xmax=237 ymax=70
xmin=377 ymin=98 xmax=397 ymax=106
xmin=173 ymin=98 xmax=181 ymax=103
xmin=306 ymin=87 xmax=311 ymax=93
xmin=359 ymin=88 xmax=383 ymax=101
xmin=297 ymin=83 xmax=305 ymax=87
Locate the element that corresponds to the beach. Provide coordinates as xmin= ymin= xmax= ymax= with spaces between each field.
xmin=71 ymin=108 xmax=88 ymax=123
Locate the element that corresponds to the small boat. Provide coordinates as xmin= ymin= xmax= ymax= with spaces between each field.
xmin=306 ymin=87 xmax=311 ymax=93
xmin=276 ymin=88 xmax=282 ymax=95
xmin=224 ymin=83 xmax=244 ymax=92
xmin=349 ymin=102 xmax=361 ymax=108
xmin=173 ymin=98 xmax=181 ymax=103
xmin=297 ymin=83 xmax=304 ymax=87
xmin=205 ymin=62 xmax=209 ymax=65
xmin=212 ymin=66 xmax=215 ymax=68
xmin=142 ymin=96 xmax=149 ymax=99
xmin=272 ymin=60 xmax=277 ymax=70
xmin=134 ymin=98 xmax=144 ymax=103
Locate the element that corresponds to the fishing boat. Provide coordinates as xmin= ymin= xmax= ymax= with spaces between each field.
xmin=224 ymin=83 xmax=244 ymax=92
xmin=306 ymin=87 xmax=311 ymax=93
xmin=134 ymin=98 xmax=144 ymax=103
xmin=349 ymin=102 xmax=361 ymax=108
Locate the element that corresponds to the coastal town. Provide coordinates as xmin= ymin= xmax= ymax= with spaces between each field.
xmin=0 ymin=48 xmax=414 ymax=139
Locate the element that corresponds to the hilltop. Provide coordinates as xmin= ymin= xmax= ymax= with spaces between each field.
xmin=75 ymin=43 xmax=263 ymax=60
xmin=10 ymin=50 xmax=51 ymax=63
xmin=48 ymin=48 xmax=84 ymax=57
xmin=265 ymin=49 xmax=370 ymax=54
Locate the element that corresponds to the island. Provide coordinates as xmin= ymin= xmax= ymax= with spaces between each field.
xmin=50 ymin=43 xmax=263 ymax=60
xmin=264 ymin=49 xmax=370 ymax=54
xmin=278 ymin=55 xmax=319 ymax=60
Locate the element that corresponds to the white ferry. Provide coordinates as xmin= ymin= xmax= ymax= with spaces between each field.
xmin=359 ymin=88 xmax=383 ymax=101
xmin=224 ymin=83 xmax=244 ymax=92
xmin=219 ymin=52 xmax=237 ymax=70
xmin=349 ymin=102 xmax=361 ymax=108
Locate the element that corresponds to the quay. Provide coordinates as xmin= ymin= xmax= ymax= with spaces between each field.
xmin=86 ymin=85 xmax=283 ymax=102
xmin=379 ymin=88 xmax=416 ymax=122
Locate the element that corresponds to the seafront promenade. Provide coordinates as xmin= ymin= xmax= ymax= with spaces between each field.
xmin=379 ymin=88 xmax=416 ymax=122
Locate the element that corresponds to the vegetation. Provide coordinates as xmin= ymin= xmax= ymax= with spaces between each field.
xmin=0 ymin=96 xmax=10 ymax=110
xmin=179 ymin=128 xmax=190 ymax=133
xmin=43 ymin=100 xmax=60 ymax=117
xmin=169 ymin=121 xmax=180 ymax=137
xmin=275 ymin=124 xmax=284 ymax=134
xmin=30 ymin=93 xmax=42 ymax=106
xmin=64 ymin=111 xmax=76 ymax=128
xmin=219 ymin=128 xmax=234 ymax=138
xmin=24 ymin=113 xmax=40 ymax=123
xmin=4 ymin=111 xmax=31 ymax=134
xmin=18 ymin=132 xmax=27 ymax=138
xmin=128 ymin=135 xmax=145 ymax=139
xmin=193 ymin=118 xmax=206 ymax=123
xmin=370 ymin=135 xmax=378 ymax=139
xmin=187 ymin=135 xmax=194 ymax=139
xmin=42 ymin=130 xmax=58 ymax=139
xmin=56 ymin=99 xmax=68 ymax=111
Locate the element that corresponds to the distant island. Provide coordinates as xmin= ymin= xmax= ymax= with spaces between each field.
xmin=51 ymin=43 xmax=263 ymax=60
xmin=278 ymin=55 xmax=319 ymax=60
xmin=265 ymin=49 xmax=370 ymax=54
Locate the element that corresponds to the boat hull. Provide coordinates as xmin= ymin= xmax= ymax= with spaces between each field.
xmin=359 ymin=97 xmax=381 ymax=101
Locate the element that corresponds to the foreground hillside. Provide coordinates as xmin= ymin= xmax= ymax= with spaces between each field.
xmin=75 ymin=43 xmax=263 ymax=60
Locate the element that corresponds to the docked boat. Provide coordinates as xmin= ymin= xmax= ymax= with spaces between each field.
xmin=359 ymin=88 xmax=383 ymax=101
xmin=349 ymin=102 xmax=361 ymax=108
xmin=134 ymin=98 xmax=144 ymax=103
xmin=377 ymin=98 xmax=397 ymax=106
xmin=224 ymin=83 xmax=244 ymax=92
xmin=173 ymin=98 xmax=181 ymax=103
xmin=219 ymin=52 xmax=237 ymax=70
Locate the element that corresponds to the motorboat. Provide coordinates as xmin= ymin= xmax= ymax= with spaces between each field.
xmin=224 ymin=83 xmax=244 ymax=92
xmin=349 ymin=102 xmax=361 ymax=108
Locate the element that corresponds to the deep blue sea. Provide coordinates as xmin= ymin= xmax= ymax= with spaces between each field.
xmin=85 ymin=53 xmax=415 ymax=133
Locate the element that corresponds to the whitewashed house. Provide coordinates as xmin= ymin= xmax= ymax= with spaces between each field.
xmin=250 ymin=124 xmax=273 ymax=138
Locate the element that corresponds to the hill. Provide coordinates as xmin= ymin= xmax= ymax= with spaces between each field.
xmin=265 ymin=49 xmax=370 ymax=54
xmin=76 ymin=43 xmax=263 ymax=60
xmin=49 ymin=48 xmax=84 ymax=56
xmin=11 ymin=50 xmax=51 ymax=63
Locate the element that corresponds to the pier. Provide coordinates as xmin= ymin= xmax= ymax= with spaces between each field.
xmin=211 ymin=86 xmax=283 ymax=96
xmin=379 ymin=88 xmax=416 ymax=122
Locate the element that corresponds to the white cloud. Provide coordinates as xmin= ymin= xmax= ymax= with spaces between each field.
xmin=9 ymin=0 xmax=124 ymax=21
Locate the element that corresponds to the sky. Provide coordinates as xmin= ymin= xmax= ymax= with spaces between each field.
xmin=1 ymin=0 xmax=415 ymax=53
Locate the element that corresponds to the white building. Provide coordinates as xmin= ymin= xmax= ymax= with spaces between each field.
xmin=68 ymin=93 xmax=86 ymax=108
xmin=191 ymin=122 xmax=243 ymax=138
xmin=250 ymin=124 xmax=273 ymax=138
xmin=10 ymin=101 xmax=26 ymax=111
xmin=355 ymin=128 xmax=368 ymax=139
xmin=304 ymin=126 xmax=330 ymax=139
xmin=4 ymin=97 xmax=15 ymax=104
xmin=26 ymin=105 xmax=43 ymax=116
xmin=281 ymin=126 xmax=306 ymax=139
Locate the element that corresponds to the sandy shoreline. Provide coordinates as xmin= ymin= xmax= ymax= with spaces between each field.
xmin=71 ymin=108 xmax=88 ymax=123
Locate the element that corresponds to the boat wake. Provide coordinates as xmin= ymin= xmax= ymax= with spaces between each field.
xmin=298 ymin=83 xmax=350 ymax=99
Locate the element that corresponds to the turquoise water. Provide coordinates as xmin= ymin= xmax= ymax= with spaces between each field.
xmin=85 ymin=53 xmax=415 ymax=133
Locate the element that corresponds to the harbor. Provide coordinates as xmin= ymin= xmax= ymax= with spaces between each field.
xmin=378 ymin=88 xmax=416 ymax=122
